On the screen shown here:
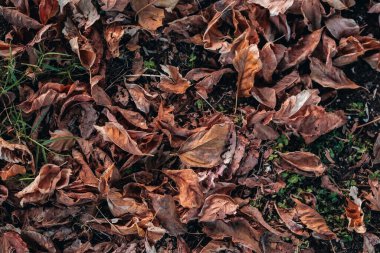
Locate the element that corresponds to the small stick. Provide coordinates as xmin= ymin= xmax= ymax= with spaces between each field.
xmin=196 ymin=91 xmax=217 ymax=112
xmin=356 ymin=116 xmax=380 ymax=129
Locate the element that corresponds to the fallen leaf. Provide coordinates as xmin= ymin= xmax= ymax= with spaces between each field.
xmin=251 ymin=87 xmax=276 ymax=109
xmin=104 ymin=25 xmax=125 ymax=58
xmin=0 ymin=185 xmax=8 ymax=204
xmin=321 ymin=175 xmax=343 ymax=196
xmin=345 ymin=198 xmax=366 ymax=233
xmin=322 ymin=0 xmax=356 ymax=10
xmin=158 ymin=65 xmax=191 ymax=94
xmin=164 ymin=169 xmax=204 ymax=209
xmin=107 ymin=188 xmax=152 ymax=218
xmin=309 ymin=57 xmax=360 ymax=89
xmin=292 ymin=198 xmax=337 ymax=240
xmin=374 ymin=134 xmax=380 ymax=164
xmin=233 ymin=44 xmax=262 ymax=97
xmin=0 ymin=41 xmax=25 ymax=57
xmin=48 ymin=129 xmax=76 ymax=152
xmin=0 ymin=231 xmax=29 ymax=253
xmin=333 ymin=36 xmax=365 ymax=66
xmin=130 ymin=0 xmax=165 ymax=31
xmin=202 ymin=217 xmax=262 ymax=253
xmin=95 ymin=122 xmax=145 ymax=155
xmin=0 ymin=164 xmax=26 ymax=180
xmin=15 ymin=164 xmax=71 ymax=206
xmin=275 ymin=203 xmax=310 ymax=237
xmin=150 ymin=193 xmax=186 ymax=236
xmin=280 ymin=28 xmax=323 ymax=70
xmin=0 ymin=6 xmax=43 ymax=29
xmin=178 ymin=124 xmax=230 ymax=168
xmin=0 ymin=137 xmax=34 ymax=172
xmin=99 ymin=0 xmax=130 ymax=12
xmin=363 ymin=233 xmax=380 ymax=253
xmin=248 ymin=0 xmax=294 ymax=16
xmin=154 ymin=0 xmax=179 ymax=12
xmin=364 ymin=53 xmax=380 ymax=72
xmin=301 ymin=0 xmax=323 ymax=31
xmin=125 ymin=83 xmax=157 ymax=114
xmin=198 ymin=194 xmax=238 ymax=222
xmin=39 ymin=0 xmax=59 ymax=24
xmin=325 ymin=16 xmax=359 ymax=40
xmin=365 ymin=179 xmax=380 ymax=211
xmin=279 ymin=151 xmax=326 ymax=176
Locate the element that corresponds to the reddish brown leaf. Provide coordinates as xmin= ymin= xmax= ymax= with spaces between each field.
xmin=322 ymin=0 xmax=355 ymax=10
xmin=0 ymin=231 xmax=29 ymax=253
xmin=0 ymin=185 xmax=8 ymax=204
xmin=198 ymin=194 xmax=238 ymax=222
xmin=130 ymin=0 xmax=165 ymax=31
xmin=280 ymin=28 xmax=323 ymax=70
xmin=275 ymin=203 xmax=310 ymax=237
xmin=310 ymin=57 xmax=360 ymax=89
xmin=0 ymin=164 xmax=26 ymax=180
xmin=0 ymin=137 xmax=34 ymax=172
xmin=301 ymin=0 xmax=323 ymax=31
xmin=0 ymin=6 xmax=43 ymax=29
xmin=158 ymin=65 xmax=191 ymax=94
xmin=345 ymin=198 xmax=366 ymax=233
xmin=325 ymin=16 xmax=359 ymax=40
xmin=248 ymin=0 xmax=294 ymax=16
xmin=233 ymin=44 xmax=262 ymax=97
xmin=104 ymin=25 xmax=125 ymax=58
xmin=99 ymin=0 xmax=130 ymax=12
xmin=164 ymin=169 xmax=204 ymax=209
xmin=39 ymin=0 xmax=58 ymax=24
xmin=0 ymin=41 xmax=25 ymax=57
xmin=48 ymin=129 xmax=76 ymax=152
xmin=94 ymin=122 xmax=145 ymax=155
xmin=178 ymin=124 xmax=230 ymax=168
xmin=15 ymin=164 xmax=71 ymax=206
xmin=279 ymin=151 xmax=326 ymax=177
xmin=293 ymin=198 xmax=337 ymax=240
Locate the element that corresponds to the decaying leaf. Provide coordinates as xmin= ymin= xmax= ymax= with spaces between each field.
xmin=158 ymin=65 xmax=191 ymax=94
xmin=95 ymin=122 xmax=145 ymax=155
xmin=248 ymin=0 xmax=294 ymax=16
xmin=0 ymin=137 xmax=34 ymax=172
xmin=178 ymin=124 xmax=230 ymax=168
xmin=325 ymin=16 xmax=359 ymax=40
xmin=15 ymin=164 xmax=71 ymax=206
xmin=279 ymin=151 xmax=326 ymax=177
xmin=373 ymin=134 xmax=380 ymax=164
xmin=198 ymin=194 xmax=238 ymax=222
xmin=164 ymin=169 xmax=204 ymax=209
xmin=233 ymin=44 xmax=262 ymax=98
xmin=0 ymin=164 xmax=26 ymax=180
xmin=130 ymin=0 xmax=165 ymax=31
xmin=345 ymin=198 xmax=366 ymax=233
xmin=48 ymin=129 xmax=76 ymax=152
xmin=322 ymin=0 xmax=355 ymax=10
xmin=0 ymin=6 xmax=43 ymax=29
xmin=365 ymin=179 xmax=380 ymax=211
xmin=292 ymin=198 xmax=337 ymax=240
xmin=280 ymin=29 xmax=323 ymax=70
xmin=310 ymin=57 xmax=360 ymax=89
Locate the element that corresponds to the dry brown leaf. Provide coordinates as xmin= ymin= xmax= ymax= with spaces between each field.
xmin=0 ymin=164 xmax=26 ymax=180
xmin=325 ymin=16 xmax=359 ymax=40
xmin=99 ymin=0 xmax=130 ymax=12
xmin=198 ymin=194 xmax=238 ymax=222
xmin=0 ymin=41 xmax=25 ymax=58
xmin=0 ymin=6 xmax=43 ymax=29
xmin=248 ymin=0 xmax=294 ymax=16
xmin=107 ymin=188 xmax=152 ymax=218
xmin=125 ymin=83 xmax=156 ymax=114
xmin=48 ymin=129 xmax=76 ymax=152
xmin=301 ymin=0 xmax=323 ymax=31
xmin=279 ymin=151 xmax=326 ymax=176
xmin=185 ymin=68 xmax=233 ymax=98
xmin=333 ymin=36 xmax=364 ymax=66
xmin=233 ymin=44 xmax=262 ymax=98
xmin=164 ymin=169 xmax=204 ymax=209
xmin=322 ymin=0 xmax=355 ymax=10
xmin=39 ymin=0 xmax=59 ymax=24
xmin=251 ymin=87 xmax=276 ymax=109
xmin=70 ymin=0 xmax=100 ymax=30
xmin=178 ymin=124 xmax=230 ymax=168
xmin=104 ymin=25 xmax=125 ymax=58
xmin=321 ymin=175 xmax=343 ymax=196
xmin=0 ymin=231 xmax=29 ymax=253
xmin=150 ymin=193 xmax=186 ymax=236
xmin=15 ymin=164 xmax=71 ymax=206
xmin=292 ymin=198 xmax=337 ymax=240
xmin=158 ymin=65 xmax=191 ymax=94
xmin=0 ymin=137 xmax=34 ymax=172
xmin=94 ymin=122 xmax=145 ymax=156
xmin=280 ymin=28 xmax=323 ymax=70
xmin=202 ymin=217 xmax=262 ymax=253
xmin=363 ymin=233 xmax=380 ymax=253
xmin=154 ymin=0 xmax=179 ymax=12
xmin=275 ymin=204 xmax=310 ymax=237
xmin=345 ymin=198 xmax=366 ymax=233
xmin=130 ymin=0 xmax=165 ymax=31
xmin=374 ymin=134 xmax=380 ymax=164
xmin=364 ymin=53 xmax=380 ymax=72
xmin=365 ymin=179 xmax=380 ymax=211
xmin=310 ymin=57 xmax=360 ymax=89
xmin=0 ymin=185 xmax=8 ymax=204
xmin=110 ymin=106 xmax=148 ymax=129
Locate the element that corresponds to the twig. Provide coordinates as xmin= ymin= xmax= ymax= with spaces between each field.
xmin=356 ymin=115 xmax=380 ymax=129
xmin=196 ymin=91 xmax=217 ymax=112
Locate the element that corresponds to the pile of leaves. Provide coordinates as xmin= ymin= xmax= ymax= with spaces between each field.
xmin=0 ymin=0 xmax=380 ymax=252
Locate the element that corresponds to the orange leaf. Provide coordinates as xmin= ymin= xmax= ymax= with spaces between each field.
xmin=345 ymin=198 xmax=366 ymax=233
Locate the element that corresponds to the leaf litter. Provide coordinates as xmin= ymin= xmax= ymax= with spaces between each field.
xmin=0 ymin=0 xmax=379 ymax=252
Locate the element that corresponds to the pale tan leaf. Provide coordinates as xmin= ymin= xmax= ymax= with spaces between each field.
xmin=248 ymin=0 xmax=294 ymax=16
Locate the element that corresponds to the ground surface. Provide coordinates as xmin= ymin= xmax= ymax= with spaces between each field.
xmin=0 ymin=0 xmax=380 ymax=252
